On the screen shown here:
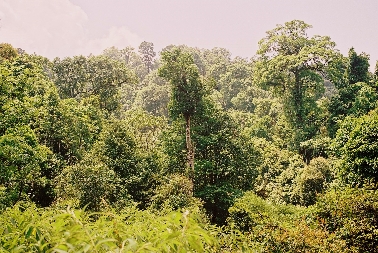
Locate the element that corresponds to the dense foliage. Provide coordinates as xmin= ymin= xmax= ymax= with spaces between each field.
xmin=1 ymin=20 xmax=378 ymax=252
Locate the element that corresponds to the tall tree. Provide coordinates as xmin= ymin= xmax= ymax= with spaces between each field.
xmin=328 ymin=48 xmax=375 ymax=136
xmin=139 ymin=41 xmax=156 ymax=74
xmin=253 ymin=20 xmax=341 ymax=145
xmin=345 ymin=47 xmax=370 ymax=86
xmin=158 ymin=48 xmax=204 ymax=178
xmin=52 ymin=55 xmax=137 ymax=114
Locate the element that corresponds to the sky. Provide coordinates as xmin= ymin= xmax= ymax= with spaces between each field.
xmin=1 ymin=0 xmax=378 ymax=68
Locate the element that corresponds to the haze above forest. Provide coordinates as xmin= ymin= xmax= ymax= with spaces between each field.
xmin=1 ymin=0 xmax=378 ymax=68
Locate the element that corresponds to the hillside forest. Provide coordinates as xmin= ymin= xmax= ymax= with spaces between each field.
xmin=1 ymin=20 xmax=378 ymax=252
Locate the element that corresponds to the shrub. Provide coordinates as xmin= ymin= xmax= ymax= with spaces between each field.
xmin=333 ymin=109 xmax=378 ymax=186
xmin=227 ymin=191 xmax=348 ymax=252
xmin=292 ymin=157 xmax=333 ymax=206
xmin=150 ymin=174 xmax=201 ymax=210
xmin=315 ymin=187 xmax=378 ymax=252
xmin=55 ymin=157 xmax=129 ymax=211
xmin=0 ymin=203 xmax=219 ymax=252
xmin=228 ymin=191 xmax=302 ymax=232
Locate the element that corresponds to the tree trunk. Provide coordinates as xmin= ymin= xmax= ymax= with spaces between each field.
xmin=185 ymin=115 xmax=195 ymax=180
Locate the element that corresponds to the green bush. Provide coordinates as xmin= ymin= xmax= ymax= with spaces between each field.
xmin=150 ymin=174 xmax=201 ymax=210
xmin=55 ymin=157 xmax=128 ymax=211
xmin=0 ymin=126 xmax=53 ymax=208
xmin=228 ymin=191 xmax=302 ymax=232
xmin=315 ymin=187 xmax=378 ymax=252
xmin=292 ymin=157 xmax=334 ymax=206
xmin=227 ymin=191 xmax=348 ymax=253
xmin=0 ymin=203 xmax=219 ymax=252
xmin=333 ymin=109 xmax=378 ymax=186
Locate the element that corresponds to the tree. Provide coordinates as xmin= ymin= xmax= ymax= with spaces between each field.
xmin=192 ymin=100 xmax=258 ymax=224
xmin=103 ymin=46 xmax=148 ymax=80
xmin=161 ymin=45 xmax=207 ymax=76
xmin=201 ymin=47 xmax=231 ymax=81
xmin=0 ymin=126 xmax=52 ymax=206
xmin=0 ymin=54 xmax=63 ymax=207
xmin=345 ymin=47 xmax=370 ymax=86
xmin=253 ymin=20 xmax=342 ymax=145
xmin=52 ymin=55 xmax=137 ymax=114
xmin=216 ymin=57 xmax=254 ymax=109
xmin=328 ymin=48 xmax=375 ymax=136
xmin=87 ymin=119 xmax=163 ymax=207
xmin=228 ymin=191 xmax=347 ymax=252
xmin=132 ymin=70 xmax=170 ymax=116
xmin=55 ymin=157 xmax=127 ymax=211
xmin=161 ymin=99 xmax=259 ymax=224
xmin=139 ymin=41 xmax=156 ymax=74
xmin=36 ymin=97 xmax=104 ymax=165
xmin=292 ymin=157 xmax=333 ymax=206
xmin=158 ymin=48 xmax=205 ymax=178
xmin=333 ymin=109 xmax=378 ymax=187
xmin=0 ymin=43 xmax=18 ymax=61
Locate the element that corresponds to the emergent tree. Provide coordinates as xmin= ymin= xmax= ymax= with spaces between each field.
xmin=158 ymin=48 xmax=204 ymax=179
xmin=253 ymin=20 xmax=342 ymax=146
xmin=139 ymin=41 xmax=156 ymax=74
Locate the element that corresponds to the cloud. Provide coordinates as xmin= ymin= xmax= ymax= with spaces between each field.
xmin=0 ymin=0 xmax=142 ymax=59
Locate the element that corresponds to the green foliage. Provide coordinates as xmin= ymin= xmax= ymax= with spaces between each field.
xmin=89 ymin=118 xmax=163 ymax=207
xmin=158 ymin=47 xmax=204 ymax=119
xmin=96 ymin=120 xmax=137 ymax=177
xmin=0 ymin=43 xmax=18 ymax=61
xmin=52 ymin=55 xmax=137 ymax=114
xmin=102 ymin=46 xmax=148 ymax=80
xmin=214 ymin=57 xmax=253 ymax=109
xmin=292 ymin=157 xmax=334 ymax=206
xmin=0 ymin=51 xmax=63 ymax=207
xmin=328 ymin=48 xmax=376 ymax=136
xmin=333 ymin=109 xmax=378 ymax=186
xmin=231 ymin=97 xmax=296 ymax=149
xmin=0 ymin=55 xmax=59 ymax=135
xmin=328 ymin=82 xmax=377 ymax=136
xmin=0 ymin=126 xmax=52 ymax=207
xmin=138 ymin=41 xmax=156 ymax=74
xmin=3 ymin=25 xmax=378 ymax=252
xmin=252 ymin=137 xmax=333 ymax=206
xmin=162 ymin=99 xmax=259 ymax=224
xmin=202 ymin=47 xmax=231 ymax=75
xmin=230 ymin=84 xmax=271 ymax=112
xmin=315 ymin=187 xmax=378 ymax=252
xmin=55 ymin=157 xmax=128 ymax=211
xmin=160 ymin=119 xmax=187 ymax=173
xmin=150 ymin=174 xmax=201 ymax=210
xmin=254 ymin=20 xmax=342 ymax=146
xmin=0 ymin=204 xmax=219 ymax=252
xmin=345 ymin=48 xmax=371 ymax=86
xmin=132 ymin=71 xmax=170 ymax=116
xmin=192 ymin=101 xmax=259 ymax=224
xmin=122 ymin=109 xmax=167 ymax=153
xmin=252 ymin=138 xmax=300 ymax=202
xmin=227 ymin=191 xmax=347 ymax=252
xmin=37 ymin=97 xmax=104 ymax=165
xmin=299 ymin=136 xmax=332 ymax=163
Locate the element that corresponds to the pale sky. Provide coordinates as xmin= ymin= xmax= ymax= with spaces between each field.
xmin=1 ymin=0 xmax=378 ymax=68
